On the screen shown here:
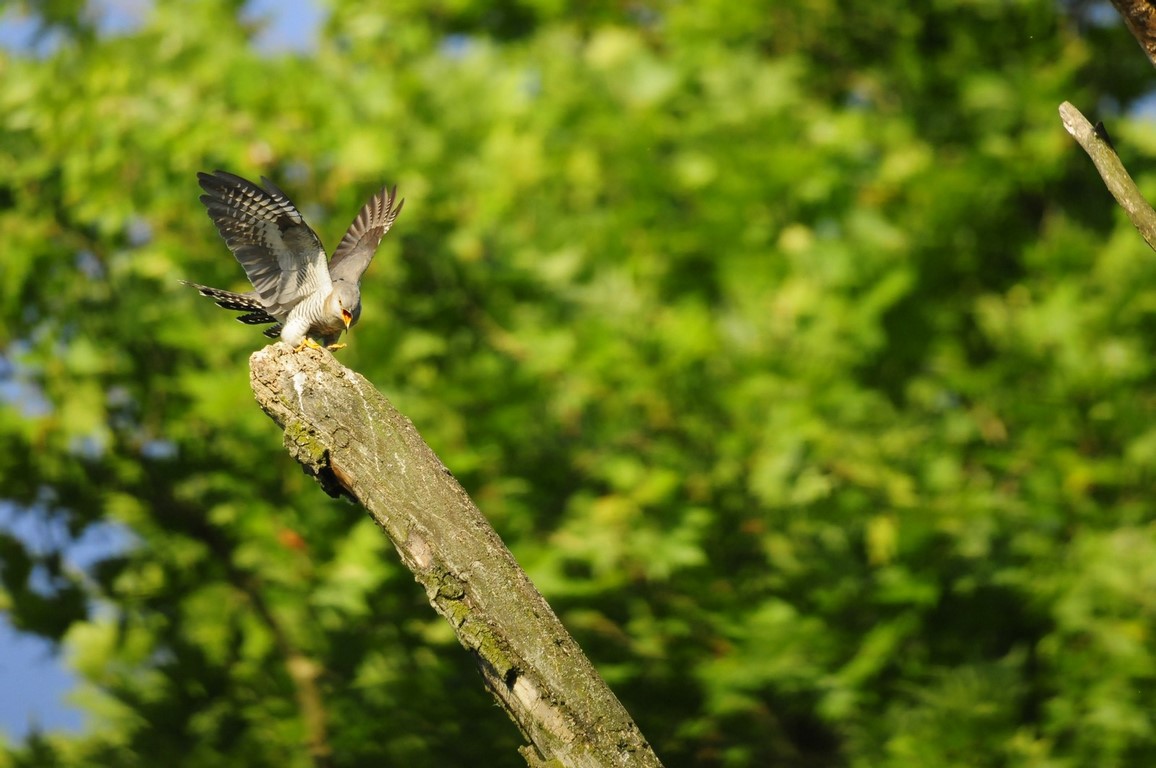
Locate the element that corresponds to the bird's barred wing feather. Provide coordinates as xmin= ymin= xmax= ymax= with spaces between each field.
xmin=236 ymin=311 xmax=278 ymax=326
xmin=197 ymin=171 xmax=332 ymax=318
xmin=328 ymin=185 xmax=404 ymax=285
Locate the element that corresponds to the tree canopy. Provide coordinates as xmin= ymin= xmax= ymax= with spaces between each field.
xmin=3 ymin=1 xmax=1156 ymax=766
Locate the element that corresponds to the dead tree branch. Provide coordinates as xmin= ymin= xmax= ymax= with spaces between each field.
xmin=249 ymin=343 xmax=664 ymax=768
xmin=1059 ymin=101 xmax=1156 ymax=252
xmin=1109 ymin=0 xmax=1156 ymax=67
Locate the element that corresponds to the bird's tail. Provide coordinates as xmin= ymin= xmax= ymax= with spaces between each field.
xmin=181 ymin=280 xmax=279 ymax=329
xmin=181 ymin=281 xmax=265 ymax=311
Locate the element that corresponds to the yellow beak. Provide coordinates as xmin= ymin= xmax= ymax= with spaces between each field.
xmin=341 ymin=309 xmax=352 ymax=328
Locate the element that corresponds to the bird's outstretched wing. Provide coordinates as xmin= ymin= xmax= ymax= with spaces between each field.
xmin=197 ymin=171 xmax=331 ymax=318
xmin=328 ymin=185 xmax=404 ymax=285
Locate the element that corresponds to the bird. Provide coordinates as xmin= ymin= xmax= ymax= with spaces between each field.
xmin=184 ymin=170 xmax=403 ymax=350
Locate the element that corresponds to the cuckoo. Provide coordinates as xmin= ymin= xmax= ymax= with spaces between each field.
xmin=184 ymin=170 xmax=403 ymax=350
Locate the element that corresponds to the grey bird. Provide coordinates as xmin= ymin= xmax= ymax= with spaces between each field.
xmin=184 ymin=170 xmax=403 ymax=349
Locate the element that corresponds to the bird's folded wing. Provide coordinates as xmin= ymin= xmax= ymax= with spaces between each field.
xmin=328 ymin=185 xmax=404 ymax=285
xmin=198 ymin=170 xmax=331 ymax=317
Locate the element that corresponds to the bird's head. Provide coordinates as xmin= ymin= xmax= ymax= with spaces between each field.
xmin=328 ymin=281 xmax=362 ymax=329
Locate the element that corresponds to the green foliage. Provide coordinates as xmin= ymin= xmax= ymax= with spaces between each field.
xmin=2 ymin=0 xmax=1156 ymax=766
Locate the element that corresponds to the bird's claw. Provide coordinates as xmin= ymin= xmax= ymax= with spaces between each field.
xmin=293 ymin=338 xmax=324 ymax=352
xmin=326 ymin=343 xmax=347 ymax=350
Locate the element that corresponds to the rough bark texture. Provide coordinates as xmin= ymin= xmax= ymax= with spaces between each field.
xmin=250 ymin=343 xmax=664 ymax=768
xmin=1110 ymin=0 xmax=1156 ymax=67
xmin=1059 ymin=101 xmax=1156 ymax=254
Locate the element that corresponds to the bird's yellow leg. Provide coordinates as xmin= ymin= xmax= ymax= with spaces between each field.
xmin=326 ymin=343 xmax=347 ymax=350
xmin=293 ymin=338 xmax=324 ymax=352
